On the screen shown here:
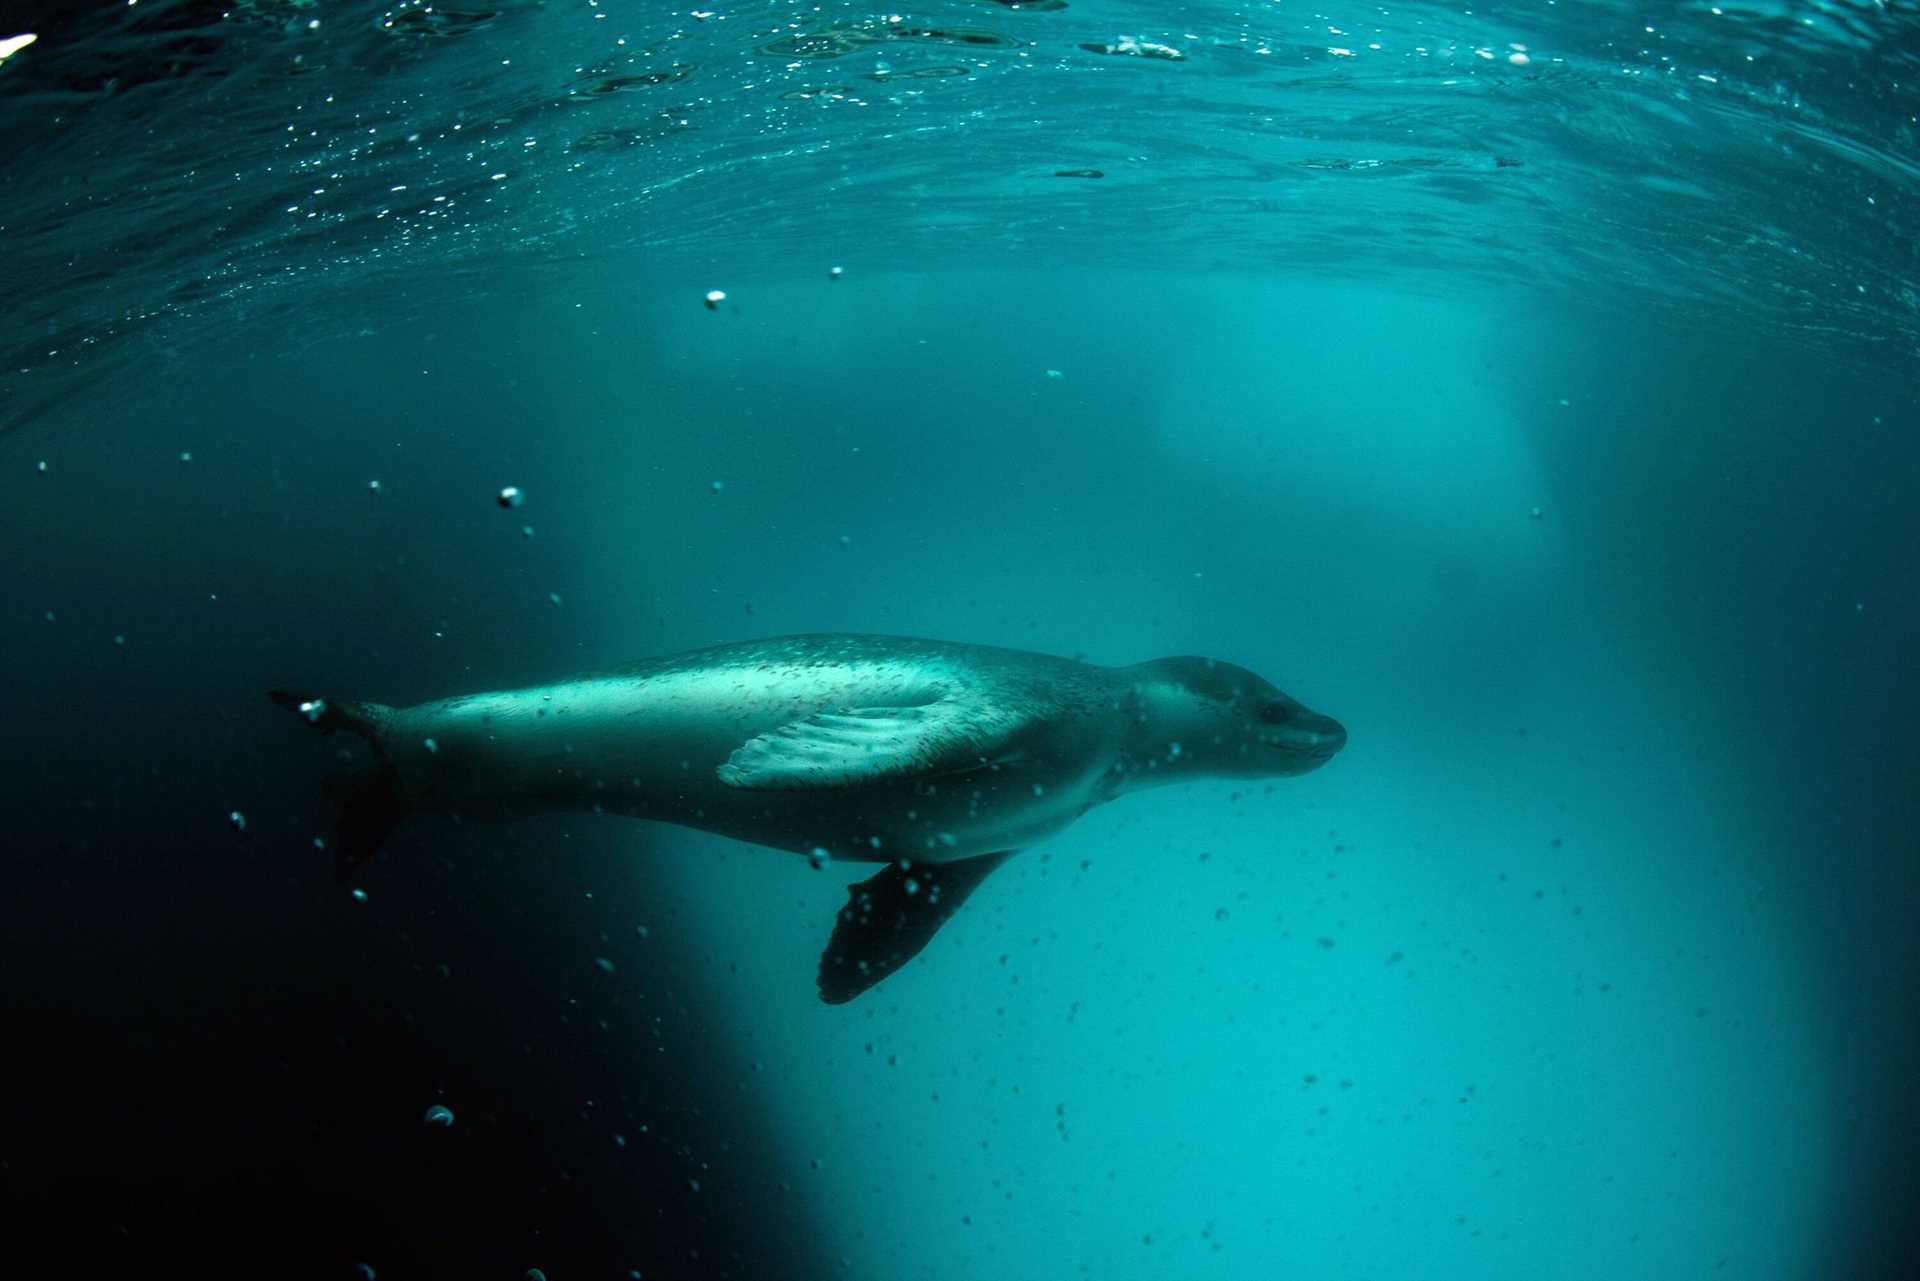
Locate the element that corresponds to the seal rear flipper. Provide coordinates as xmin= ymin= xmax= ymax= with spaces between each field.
xmin=319 ymin=764 xmax=411 ymax=881
xmin=271 ymin=689 xmax=405 ymax=878
xmin=817 ymin=849 xmax=1016 ymax=1004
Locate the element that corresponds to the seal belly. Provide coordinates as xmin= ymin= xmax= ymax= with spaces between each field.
xmin=686 ymin=764 xmax=1101 ymax=864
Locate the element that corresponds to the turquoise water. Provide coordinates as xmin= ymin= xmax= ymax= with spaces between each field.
xmin=1 ymin=3 xmax=1915 ymax=1279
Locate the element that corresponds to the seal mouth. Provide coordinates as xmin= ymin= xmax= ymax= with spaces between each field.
xmin=1267 ymin=714 xmax=1347 ymax=760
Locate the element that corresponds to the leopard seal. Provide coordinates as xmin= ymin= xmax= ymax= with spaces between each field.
xmin=272 ymin=633 xmax=1345 ymax=1002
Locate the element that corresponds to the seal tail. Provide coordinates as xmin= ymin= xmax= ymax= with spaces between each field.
xmin=267 ymin=689 xmax=394 ymax=743
xmin=269 ymin=689 xmax=409 ymax=879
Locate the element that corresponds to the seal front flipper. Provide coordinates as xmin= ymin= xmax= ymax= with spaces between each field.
xmin=817 ymin=850 xmax=1016 ymax=1004
xmin=717 ymin=696 xmax=1030 ymax=790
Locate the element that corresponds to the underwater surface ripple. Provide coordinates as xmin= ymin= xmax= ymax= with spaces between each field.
xmin=2 ymin=0 xmax=1917 ymax=434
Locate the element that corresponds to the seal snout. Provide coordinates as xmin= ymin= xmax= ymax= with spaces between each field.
xmin=1269 ymin=711 xmax=1347 ymax=761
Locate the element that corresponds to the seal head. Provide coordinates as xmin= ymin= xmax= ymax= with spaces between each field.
xmin=1122 ymin=656 xmax=1347 ymax=782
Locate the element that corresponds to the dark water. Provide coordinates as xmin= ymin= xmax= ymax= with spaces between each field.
xmin=2 ymin=4 xmax=1916 ymax=1280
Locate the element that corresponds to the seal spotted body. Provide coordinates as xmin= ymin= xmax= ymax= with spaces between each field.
xmin=274 ymin=633 xmax=1345 ymax=1001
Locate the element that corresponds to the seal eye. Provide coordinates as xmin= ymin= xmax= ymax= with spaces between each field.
xmin=1259 ymin=703 xmax=1292 ymax=725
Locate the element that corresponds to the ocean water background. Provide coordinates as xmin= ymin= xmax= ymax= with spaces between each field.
xmin=1 ymin=2 xmax=1915 ymax=1279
